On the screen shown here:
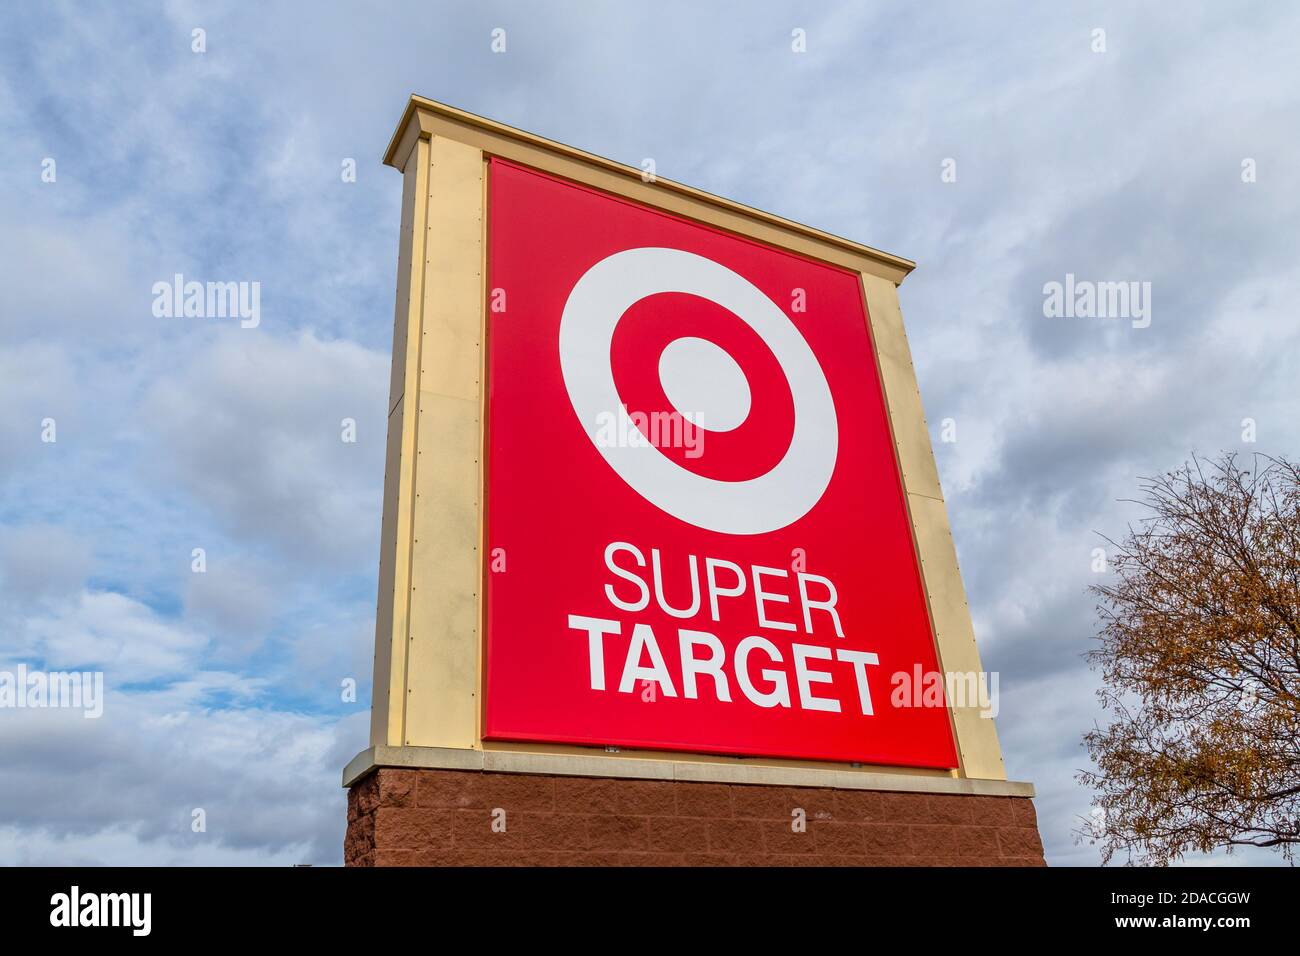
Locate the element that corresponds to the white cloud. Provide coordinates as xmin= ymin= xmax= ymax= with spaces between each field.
xmin=139 ymin=329 xmax=388 ymax=569
xmin=14 ymin=590 xmax=205 ymax=681
xmin=0 ymin=524 xmax=93 ymax=605
xmin=0 ymin=690 xmax=366 ymax=865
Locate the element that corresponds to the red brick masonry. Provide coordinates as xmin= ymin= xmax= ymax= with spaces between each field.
xmin=345 ymin=768 xmax=1046 ymax=866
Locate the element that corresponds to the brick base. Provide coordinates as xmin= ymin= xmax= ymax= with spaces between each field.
xmin=345 ymin=768 xmax=1046 ymax=866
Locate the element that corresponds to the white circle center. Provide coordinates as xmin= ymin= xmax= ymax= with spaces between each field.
xmin=657 ymin=336 xmax=751 ymax=432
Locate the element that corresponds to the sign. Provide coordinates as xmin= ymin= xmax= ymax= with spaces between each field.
xmin=484 ymin=158 xmax=958 ymax=768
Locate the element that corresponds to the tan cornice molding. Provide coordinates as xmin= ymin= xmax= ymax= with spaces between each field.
xmin=383 ymin=94 xmax=916 ymax=285
xmin=344 ymin=745 xmax=1035 ymax=798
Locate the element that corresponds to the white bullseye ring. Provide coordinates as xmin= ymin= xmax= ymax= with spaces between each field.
xmin=558 ymin=246 xmax=838 ymax=535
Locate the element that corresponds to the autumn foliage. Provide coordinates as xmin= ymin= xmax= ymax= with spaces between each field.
xmin=1081 ymin=454 xmax=1300 ymax=864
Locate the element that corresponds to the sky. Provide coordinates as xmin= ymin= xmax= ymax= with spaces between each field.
xmin=1 ymin=0 xmax=1297 ymax=866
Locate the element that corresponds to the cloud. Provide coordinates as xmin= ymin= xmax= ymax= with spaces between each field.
xmin=0 ymin=524 xmax=93 ymax=606
xmin=11 ymin=590 xmax=205 ymax=681
xmin=0 ymin=344 xmax=80 ymax=480
xmin=183 ymin=560 xmax=279 ymax=661
xmin=139 ymin=329 xmax=388 ymax=569
xmin=0 ymin=579 xmax=370 ymax=864
xmin=0 ymin=686 xmax=365 ymax=865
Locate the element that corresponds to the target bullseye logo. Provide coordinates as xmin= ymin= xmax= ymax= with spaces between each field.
xmin=559 ymin=247 xmax=838 ymax=535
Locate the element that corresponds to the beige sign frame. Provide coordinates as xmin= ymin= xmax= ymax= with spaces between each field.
xmin=345 ymin=95 xmax=1030 ymax=799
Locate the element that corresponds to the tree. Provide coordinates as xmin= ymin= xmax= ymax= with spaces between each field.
xmin=1081 ymin=453 xmax=1300 ymax=865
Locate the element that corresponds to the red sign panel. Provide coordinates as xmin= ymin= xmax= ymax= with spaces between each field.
xmin=484 ymin=158 xmax=957 ymax=768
